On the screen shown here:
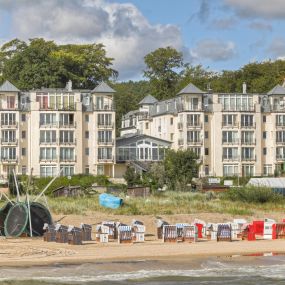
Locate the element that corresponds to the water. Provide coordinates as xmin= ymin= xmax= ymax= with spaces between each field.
xmin=1 ymin=255 xmax=285 ymax=284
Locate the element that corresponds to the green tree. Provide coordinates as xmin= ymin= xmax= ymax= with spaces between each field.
xmin=0 ymin=38 xmax=118 ymax=90
xmin=143 ymin=46 xmax=184 ymax=99
xmin=123 ymin=166 xmax=141 ymax=187
xmin=163 ymin=149 xmax=200 ymax=191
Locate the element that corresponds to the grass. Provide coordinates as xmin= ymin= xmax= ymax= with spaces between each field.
xmin=2 ymin=188 xmax=284 ymax=217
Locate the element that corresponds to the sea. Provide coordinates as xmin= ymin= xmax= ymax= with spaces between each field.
xmin=1 ymin=254 xmax=285 ymax=285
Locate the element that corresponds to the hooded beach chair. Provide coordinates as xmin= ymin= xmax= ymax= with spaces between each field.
xmin=132 ymin=224 xmax=146 ymax=242
xmin=118 ymin=225 xmax=133 ymax=244
xmin=176 ymin=223 xmax=190 ymax=242
xmin=80 ymin=223 xmax=92 ymax=241
xmin=183 ymin=225 xmax=198 ymax=242
xmin=43 ymin=223 xmax=56 ymax=242
xmin=162 ymin=225 xmax=177 ymax=242
xmin=217 ymin=224 xmax=232 ymax=242
xmin=55 ymin=224 xmax=69 ymax=243
xmin=68 ymin=226 xmax=83 ymax=245
xmin=156 ymin=219 xmax=169 ymax=239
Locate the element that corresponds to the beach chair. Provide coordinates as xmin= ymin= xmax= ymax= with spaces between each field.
xmin=118 ymin=225 xmax=133 ymax=244
xmin=275 ymin=223 xmax=285 ymax=239
xmin=162 ymin=225 xmax=177 ymax=243
xmin=217 ymin=224 xmax=232 ymax=242
xmin=183 ymin=225 xmax=197 ymax=243
xmin=102 ymin=221 xmax=117 ymax=240
xmin=55 ymin=224 xmax=69 ymax=243
xmin=156 ymin=219 xmax=169 ymax=239
xmin=43 ymin=223 xmax=56 ymax=242
xmin=68 ymin=226 xmax=83 ymax=245
xmin=176 ymin=223 xmax=190 ymax=242
xmin=80 ymin=223 xmax=92 ymax=241
xmin=132 ymin=224 xmax=145 ymax=242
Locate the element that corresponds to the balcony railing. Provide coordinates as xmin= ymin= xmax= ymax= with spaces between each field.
xmin=222 ymin=105 xmax=255 ymax=112
xmin=94 ymin=104 xmax=114 ymax=111
xmin=0 ymin=122 xmax=18 ymax=128
xmin=39 ymin=157 xmax=58 ymax=162
xmin=1 ymin=157 xmax=18 ymax=163
xmin=222 ymin=155 xmax=239 ymax=161
xmin=59 ymin=139 xmax=76 ymax=145
xmin=59 ymin=156 xmax=77 ymax=162
xmin=222 ymin=139 xmax=239 ymax=145
xmin=98 ymin=139 xmax=114 ymax=146
xmin=241 ymin=156 xmax=256 ymax=161
xmin=40 ymin=140 xmax=58 ymax=145
xmin=241 ymin=139 xmax=256 ymax=145
xmin=276 ymin=140 xmax=285 ymax=145
xmin=187 ymin=140 xmax=202 ymax=145
xmin=98 ymin=156 xmax=114 ymax=163
xmin=276 ymin=123 xmax=285 ymax=128
xmin=276 ymin=155 xmax=285 ymax=161
xmin=241 ymin=122 xmax=256 ymax=128
xmin=59 ymin=122 xmax=77 ymax=128
xmin=98 ymin=123 xmax=114 ymax=128
xmin=39 ymin=104 xmax=76 ymax=111
xmin=1 ymin=139 xmax=18 ymax=145
xmin=222 ymin=122 xmax=239 ymax=128
xmin=39 ymin=122 xmax=58 ymax=128
xmin=186 ymin=122 xmax=202 ymax=129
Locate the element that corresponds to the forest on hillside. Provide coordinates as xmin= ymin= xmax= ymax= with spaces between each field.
xmin=1 ymin=38 xmax=285 ymax=132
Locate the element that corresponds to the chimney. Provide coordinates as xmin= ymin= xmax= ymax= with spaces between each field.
xmin=66 ymin=80 xmax=72 ymax=92
xmin=242 ymin=82 xmax=247 ymax=94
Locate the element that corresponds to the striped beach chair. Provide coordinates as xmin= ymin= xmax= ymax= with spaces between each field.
xmin=102 ymin=221 xmax=117 ymax=240
xmin=176 ymin=223 xmax=190 ymax=242
xmin=118 ymin=225 xmax=133 ymax=244
xmin=68 ymin=226 xmax=83 ymax=245
xmin=55 ymin=224 xmax=69 ymax=243
xmin=132 ymin=224 xmax=145 ymax=242
xmin=162 ymin=225 xmax=177 ymax=243
xmin=43 ymin=223 xmax=56 ymax=242
xmin=156 ymin=219 xmax=169 ymax=239
xmin=80 ymin=223 xmax=92 ymax=241
xmin=217 ymin=224 xmax=232 ymax=242
xmin=183 ymin=225 xmax=198 ymax=242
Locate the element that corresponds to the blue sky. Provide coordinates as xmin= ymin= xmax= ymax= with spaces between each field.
xmin=0 ymin=0 xmax=285 ymax=80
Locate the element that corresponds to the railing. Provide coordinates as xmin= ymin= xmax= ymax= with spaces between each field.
xmin=222 ymin=139 xmax=239 ymax=145
xmin=39 ymin=122 xmax=58 ymax=128
xmin=240 ymin=122 xmax=256 ymax=128
xmin=241 ymin=139 xmax=256 ymax=145
xmin=59 ymin=122 xmax=77 ymax=128
xmin=241 ymin=156 xmax=256 ymax=161
xmin=98 ymin=156 xmax=114 ymax=163
xmin=98 ymin=139 xmax=114 ymax=146
xmin=222 ymin=122 xmax=239 ymax=128
xmin=39 ymin=104 xmax=76 ymax=111
xmin=222 ymin=105 xmax=255 ymax=112
xmin=59 ymin=156 xmax=77 ymax=162
xmin=40 ymin=140 xmax=58 ymax=145
xmin=59 ymin=139 xmax=77 ymax=145
xmin=186 ymin=122 xmax=202 ymax=128
xmin=187 ymin=140 xmax=202 ymax=145
xmin=0 ymin=122 xmax=18 ymax=128
xmin=1 ymin=139 xmax=18 ymax=145
xmin=98 ymin=123 xmax=114 ymax=128
xmin=276 ymin=123 xmax=285 ymax=128
xmin=276 ymin=140 xmax=285 ymax=145
xmin=1 ymin=157 xmax=18 ymax=163
xmin=39 ymin=157 xmax=58 ymax=162
xmin=94 ymin=104 xmax=114 ymax=111
xmin=276 ymin=155 xmax=285 ymax=161
xmin=222 ymin=155 xmax=239 ymax=161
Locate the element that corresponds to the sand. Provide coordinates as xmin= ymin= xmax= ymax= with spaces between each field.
xmin=0 ymin=211 xmax=285 ymax=267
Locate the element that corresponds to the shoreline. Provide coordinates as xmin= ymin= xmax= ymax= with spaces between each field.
xmin=1 ymin=238 xmax=285 ymax=268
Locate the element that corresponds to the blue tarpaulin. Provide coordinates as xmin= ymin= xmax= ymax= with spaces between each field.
xmin=99 ymin=193 xmax=123 ymax=209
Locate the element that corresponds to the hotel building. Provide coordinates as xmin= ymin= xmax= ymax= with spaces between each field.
xmin=119 ymin=81 xmax=285 ymax=177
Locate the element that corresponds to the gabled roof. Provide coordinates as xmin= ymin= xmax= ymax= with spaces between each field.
xmin=0 ymin=80 xmax=20 ymax=92
xmin=177 ymin=83 xmax=204 ymax=95
xmin=91 ymin=81 xmax=115 ymax=93
xmin=267 ymin=84 xmax=285 ymax=95
xmin=139 ymin=94 xmax=158 ymax=105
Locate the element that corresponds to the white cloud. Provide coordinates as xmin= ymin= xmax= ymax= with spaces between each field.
xmin=224 ymin=0 xmax=285 ymax=19
xmin=191 ymin=39 xmax=237 ymax=62
xmin=0 ymin=0 xmax=184 ymax=80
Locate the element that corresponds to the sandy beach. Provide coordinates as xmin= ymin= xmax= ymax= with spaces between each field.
xmin=0 ymin=211 xmax=285 ymax=267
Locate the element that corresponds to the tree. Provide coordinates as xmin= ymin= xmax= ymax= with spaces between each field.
xmin=123 ymin=166 xmax=141 ymax=187
xmin=163 ymin=149 xmax=200 ymax=191
xmin=143 ymin=46 xmax=184 ymax=99
xmin=0 ymin=38 xmax=118 ymax=90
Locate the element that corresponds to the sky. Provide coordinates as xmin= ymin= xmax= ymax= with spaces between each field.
xmin=0 ymin=0 xmax=285 ymax=81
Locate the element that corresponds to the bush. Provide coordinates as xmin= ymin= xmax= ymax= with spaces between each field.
xmin=222 ymin=186 xmax=283 ymax=204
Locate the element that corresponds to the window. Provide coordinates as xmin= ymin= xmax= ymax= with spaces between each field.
xmin=263 ymin=165 xmax=272 ymax=176
xmin=242 ymin=147 xmax=255 ymax=160
xmin=170 ymin=118 xmax=173 ymax=125
xmin=241 ymin=131 xmax=254 ymax=144
xmin=84 ymin=96 xmax=90 ymax=106
xmin=85 ymin=148 xmax=89 ymax=156
xmin=40 ymin=113 xmax=56 ymax=126
xmin=85 ymin=114 xmax=89 ymax=122
xmin=40 ymin=165 xmax=57 ymax=177
xmin=21 ymin=114 xmax=26 ymax=122
xmin=222 ymin=114 xmax=237 ymax=126
xmin=98 ymin=130 xmax=112 ymax=143
xmin=241 ymin=115 xmax=254 ymax=127
xmin=1 ymin=147 xmax=16 ymax=160
xmin=97 ymin=165 xmax=104 ymax=175
xmin=276 ymin=115 xmax=285 ymax=126
xmin=223 ymin=147 xmax=238 ymax=160
xmin=145 ymin=122 xmax=149 ymax=129
xmin=263 ymin=131 xmax=267 ymax=139
xmin=218 ymin=94 xmax=253 ymax=111
xmin=40 ymin=130 xmax=56 ymax=144
xmin=242 ymin=164 xmax=254 ymax=176
xmin=204 ymin=115 xmax=208 ymax=123
xmin=263 ymin=148 xmax=267 ymax=155
xmin=223 ymin=164 xmax=239 ymax=176
xmin=7 ymin=96 xmax=15 ymax=109
xmin=40 ymin=148 xmax=56 ymax=160
xmin=276 ymin=131 xmax=285 ymax=143
xmin=222 ymin=131 xmax=239 ymax=143
xmin=60 ymin=148 xmax=75 ymax=161
xmin=187 ymin=131 xmax=200 ymax=143
xmin=60 ymin=165 xmax=74 ymax=176
xmin=170 ymin=133 xmax=174 ymax=140
xmin=59 ymin=113 xmax=74 ymax=126
xmin=205 ymin=131 xmax=208 ymax=139
xmin=205 ymin=148 xmax=209 ymax=155
xmin=59 ymin=131 xmax=74 ymax=143
xmin=85 ymin=131 xmax=89 ymax=139
xmin=1 ymin=113 xmax=16 ymax=126
xmin=22 ymin=148 xmax=26 ymax=156
xmin=263 ymin=116 xmax=266 ymax=123
xmin=2 ymin=130 xmax=16 ymax=142
xmin=85 ymin=166 xmax=89 ymax=175
xmin=188 ymin=147 xmax=201 ymax=158
xmin=22 ymin=131 xmax=26 ymax=139
xmin=22 ymin=166 xmax=27 ymax=175
xmin=205 ymin=165 xmax=209 ymax=176
xmin=187 ymin=114 xmax=200 ymax=126
xmin=98 ymin=114 xmax=112 ymax=127
xmin=98 ymin=147 xmax=112 ymax=160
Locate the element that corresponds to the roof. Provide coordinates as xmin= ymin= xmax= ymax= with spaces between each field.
xmin=91 ymin=81 xmax=115 ymax=93
xmin=0 ymin=80 xmax=20 ymax=92
xmin=247 ymin=178 xmax=285 ymax=188
xmin=177 ymin=83 xmax=204 ymax=95
xmin=116 ymin=133 xmax=171 ymax=146
xmin=139 ymin=94 xmax=158 ymax=105
xmin=267 ymin=84 xmax=285 ymax=95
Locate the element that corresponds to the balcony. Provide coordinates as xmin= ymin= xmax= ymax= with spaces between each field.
xmin=222 ymin=139 xmax=239 ymax=145
xmin=1 ymin=139 xmax=18 ymax=145
xmin=240 ymin=122 xmax=256 ymax=129
xmin=241 ymin=139 xmax=256 ymax=145
xmin=222 ymin=105 xmax=255 ymax=112
xmin=276 ymin=140 xmax=285 ymax=145
xmin=59 ymin=139 xmax=77 ymax=145
xmin=177 ymin=103 xmax=203 ymax=112
xmin=59 ymin=122 xmax=77 ymax=128
xmin=39 ymin=104 xmax=76 ymax=111
xmin=276 ymin=155 xmax=285 ymax=161
xmin=59 ymin=156 xmax=77 ymax=162
xmin=186 ymin=122 xmax=202 ymax=129
xmin=94 ymin=104 xmax=114 ymax=111
xmin=187 ymin=140 xmax=203 ymax=146
xmin=222 ymin=155 xmax=239 ymax=161
xmin=0 ymin=122 xmax=18 ymax=129
xmin=40 ymin=140 xmax=58 ymax=145
xmin=1 ymin=157 xmax=18 ymax=164
xmin=276 ymin=123 xmax=285 ymax=128
xmin=241 ymin=156 xmax=256 ymax=162
xmin=98 ymin=139 xmax=114 ymax=146
xmin=98 ymin=123 xmax=114 ymax=129
xmin=39 ymin=157 xmax=58 ymax=163
xmin=222 ymin=122 xmax=239 ymax=128
xmin=98 ymin=156 xmax=114 ymax=163
xmin=39 ymin=122 xmax=58 ymax=128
